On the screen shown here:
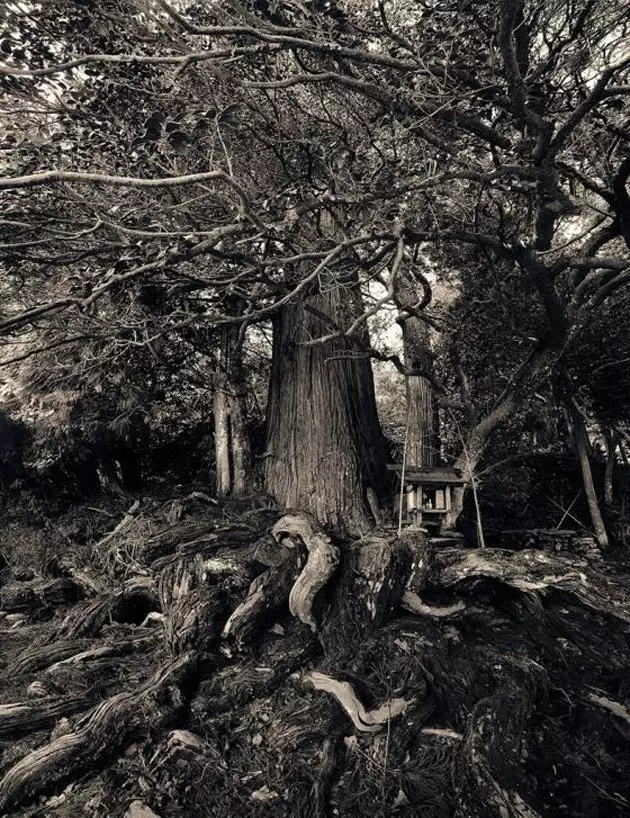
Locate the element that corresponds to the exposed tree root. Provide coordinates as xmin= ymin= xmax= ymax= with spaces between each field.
xmin=13 ymin=639 xmax=94 ymax=675
xmin=433 ymin=547 xmax=630 ymax=622
xmin=144 ymin=521 xmax=259 ymax=567
xmin=456 ymin=661 xmax=546 ymax=818
xmin=221 ymin=553 xmax=301 ymax=648
xmin=3 ymin=505 xmax=630 ymax=817
xmin=44 ymin=633 xmax=158 ymax=675
xmin=320 ymin=531 xmax=410 ymax=663
xmin=159 ymin=558 xmax=228 ymax=654
xmin=0 ymin=694 xmax=91 ymax=740
xmin=0 ymin=576 xmax=83 ymax=615
xmin=59 ymin=578 xmax=160 ymax=638
xmin=304 ymin=670 xmax=411 ymax=733
xmin=0 ymin=653 xmax=196 ymax=814
xmin=401 ymin=590 xmax=466 ymax=618
xmin=272 ymin=511 xmax=340 ymax=631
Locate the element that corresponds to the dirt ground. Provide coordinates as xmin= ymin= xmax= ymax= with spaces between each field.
xmin=1 ymin=493 xmax=630 ymax=818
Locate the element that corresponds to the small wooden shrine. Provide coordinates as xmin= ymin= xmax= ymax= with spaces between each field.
xmin=387 ymin=464 xmax=466 ymax=530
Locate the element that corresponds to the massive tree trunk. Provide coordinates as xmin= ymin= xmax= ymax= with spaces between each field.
xmin=264 ymin=283 xmax=386 ymax=534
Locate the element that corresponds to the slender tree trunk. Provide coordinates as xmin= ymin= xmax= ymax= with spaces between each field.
xmin=404 ymin=350 xmax=437 ymax=467
xmin=450 ymin=342 xmax=565 ymax=519
xmin=565 ymin=399 xmax=609 ymax=548
xmin=264 ymin=284 xmax=386 ymax=534
xmin=214 ymin=373 xmax=231 ymax=498
xmin=603 ymin=430 xmax=616 ymax=508
xmin=214 ymin=324 xmax=250 ymax=498
xmin=396 ymin=271 xmax=437 ymax=468
xmin=228 ymin=377 xmax=251 ymax=497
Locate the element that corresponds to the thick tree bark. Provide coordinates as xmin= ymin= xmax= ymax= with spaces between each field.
xmin=406 ymin=375 xmax=438 ymax=466
xmin=264 ymin=284 xmax=387 ymax=534
xmin=228 ymin=378 xmax=250 ymax=496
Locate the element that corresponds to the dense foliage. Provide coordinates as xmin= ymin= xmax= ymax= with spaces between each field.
xmin=0 ymin=0 xmax=629 ymax=521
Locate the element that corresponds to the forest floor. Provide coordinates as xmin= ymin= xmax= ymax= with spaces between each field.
xmin=1 ymin=488 xmax=630 ymax=818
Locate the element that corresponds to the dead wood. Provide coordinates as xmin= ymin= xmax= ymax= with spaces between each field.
xmin=399 ymin=529 xmax=432 ymax=593
xmin=0 ymin=652 xmax=196 ymax=814
xmin=159 ymin=558 xmax=228 ymax=654
xmin=319 ymin=531 xmax=410 ymax=662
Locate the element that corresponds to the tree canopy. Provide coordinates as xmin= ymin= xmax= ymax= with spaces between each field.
xmin=1 ymin=0 xmax=629 ymax=525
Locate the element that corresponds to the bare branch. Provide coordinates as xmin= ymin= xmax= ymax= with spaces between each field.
xmin=154 ymin=0 xmax=419 ymax=71
xmin=550 ymin=55 xmax=630 ymax=156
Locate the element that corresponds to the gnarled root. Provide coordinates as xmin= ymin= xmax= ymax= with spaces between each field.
xmin=221 ymin=555 xmax=301 ymax=648
xmin=272 ymin=512 xmax=340 ymax=631
xmin=455 ymin=660 xmax=546 ymax=818
xmin=0 ymin=653 xmax=196 ymax=814
xmin=304 ymin=670 xmax=411 ymax=733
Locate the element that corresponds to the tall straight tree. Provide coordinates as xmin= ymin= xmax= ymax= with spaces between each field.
xmin=395 ymin=267 xmax=438 ymax=469
xmin=264 ymin=277 xmax=386 ymax=534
